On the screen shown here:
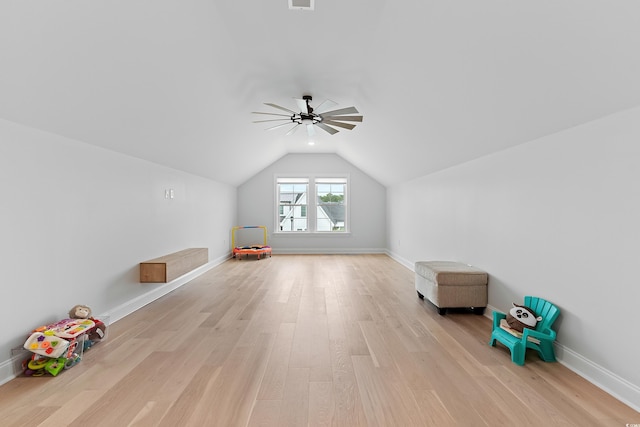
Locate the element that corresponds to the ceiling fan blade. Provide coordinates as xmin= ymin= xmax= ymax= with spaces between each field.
xmin=319 ymin=106 xmax=359 ymax=117
xmin=321 ymin=115 xmax=363 ymax=122
xmin=252 ymin=111 xmax=292 ymax=117
xmin=253 ymin=119 xmax=292 ymax=123
xmin=315 ymin=122 xmax=339 ymax=135
xmin=306 ymin=124 xmax=316 ymax=137
xmin=314 ymin=99 xmax=338 ymax=114
xmin=265 ymin=103 xmax=297 ymax=114
xmin=294 ymin=98 xmax=309 ymax=114
xmin=323 ymin=120 xmax=356 ymax=130
xmin=285 ymin=124 xmax=300 ymax=136
xmin=266 ymin=122 xmax=297 ymax=131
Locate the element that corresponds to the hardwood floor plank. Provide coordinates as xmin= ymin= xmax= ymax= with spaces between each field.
xmin=411 ymin=389 xmax=457 ymax=426
xmin=328 ymin=337 xmax=368 ymax=427
xmin=257 ymin=322 xmax=296 ymax=400
xmin=308 ymin=381 xmax=334 ymax=427
xmin=201 ymin=333 xmax=274 ymax=427
xmin=358 ymin=320 xmax=398 ymax=370
xmin=0 ymin=254 xmax=636 ymax=427
xmin=247 ymin=399 xmax=282 ymax=427
xmin=528 ymin=361 xmax=640 ymax=424
xmin=277 ymin=367 xmax=310 ymax=427
xmin=474 ymin=375 xmax=551 ymax=426
xmin=351 ymin=355 xmax=426 ymax=426
xmin=156 ymin=365 xmax=222 ymax=426
xmin=374 ymin=321 xmax=434 ymax=390
xmin=37 ymin=390 xmax=105 ymax=427
xmin=488 ymin=364 xmax=586 ymax=425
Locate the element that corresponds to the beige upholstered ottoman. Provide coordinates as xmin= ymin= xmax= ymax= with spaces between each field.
xmin=415 ymin=261 xmax=488 ymax=315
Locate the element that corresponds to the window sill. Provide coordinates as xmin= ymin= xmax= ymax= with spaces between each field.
xmin=273 ymin=231 xmax=351 ymax=237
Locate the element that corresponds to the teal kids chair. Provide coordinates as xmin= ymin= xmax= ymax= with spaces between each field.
xmin=489 ymin=296 xmax=560 ymax=366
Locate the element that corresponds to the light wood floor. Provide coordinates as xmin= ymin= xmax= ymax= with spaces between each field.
xmin=1 ymin=254 xmax=638 ymax=426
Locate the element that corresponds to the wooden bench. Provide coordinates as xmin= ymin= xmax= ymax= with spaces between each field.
xmin=139 ymin=248 xmax=208 ymax=283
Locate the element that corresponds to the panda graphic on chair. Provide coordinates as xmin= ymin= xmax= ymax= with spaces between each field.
xmin=506 ymin=303 xmax=542 ymax=333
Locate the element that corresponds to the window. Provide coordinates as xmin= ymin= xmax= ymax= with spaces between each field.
xmin=316 ymin=178 xmax=346 ymax=232
xmin=276 ymin=175 xmax=348 ymax=233
xmin=277 ymin=178 xmax=308 ymax=231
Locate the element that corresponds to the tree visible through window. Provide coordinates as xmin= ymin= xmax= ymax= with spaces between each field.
xmin=316 ymin=179 xmax=346 ymax=232
xmin=276 ymin=176 xmax=348 ymax=233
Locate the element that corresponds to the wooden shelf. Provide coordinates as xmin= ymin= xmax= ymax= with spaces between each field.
xmin=139 ymin=248 xmax=208 ymax=283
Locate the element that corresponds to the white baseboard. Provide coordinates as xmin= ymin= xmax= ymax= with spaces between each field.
xmin=274 ymin=248 xmax=387 ymax=255
xmin=485 ymin=304 xmax=499 ymax=319
xmin=3 ymin=252 xmax=639 ymax=412
xmin=0 ymin=254 xmax=229 ymax=387
xmin=0 ymin=352 xmax=23 ymax=387
xmin=555 ymin=343 xmax=640 ymax=412
xmin=389 ymin=252 xmax=640 ymax=412
xmin=384 ymin=249 xmax=413 ymax=270
xmin=103 ymin=254 xmax=229 ymax=324
xmin=483 ymin=308 xmax=640 ymax=411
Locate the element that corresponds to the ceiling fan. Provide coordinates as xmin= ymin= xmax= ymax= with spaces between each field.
xmin=252 ymin=95 xmax=363 ymax=137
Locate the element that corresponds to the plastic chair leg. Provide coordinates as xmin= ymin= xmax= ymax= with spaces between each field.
xmin=510 ymin=345 xmax=525 ymax=366
xmin=537 ymin=341 xmax=556 ymax=362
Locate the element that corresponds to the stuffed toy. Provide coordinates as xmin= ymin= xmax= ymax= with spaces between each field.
xmin=506 ymin=303 xmax=542 ymax=333
xmin=88 ymin=319 xmax=107 ymax=342
xmin=68 ymin=304 xmax=108 ymax=343
xmin=69 ymin=305 xmax=92 ymax=319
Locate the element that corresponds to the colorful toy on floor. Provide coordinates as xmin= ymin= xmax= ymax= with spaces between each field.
xmin=23 ymin=356 xmax=49 ymax=376
xmin=46 ymin=318 xmax=95 ymax=339
xmin=231 ymin=225 xmax=272 ymax=260
xmin=45 ymin=358 xmax=66 ymax=376
xmin=23 ymin=332 xmax=70 ymax=357
xmin=20 ymin=304 xmax=108 ymax=377
xmin=68 ymin=304 xmax=92 ymax=319
xmin=88 ymin=319 xmax=107 ymax=342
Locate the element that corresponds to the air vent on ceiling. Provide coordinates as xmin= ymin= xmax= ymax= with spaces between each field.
xmin=289 ymin=0 xmax=314 ymax=11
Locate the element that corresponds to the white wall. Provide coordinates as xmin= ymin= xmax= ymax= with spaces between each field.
xmin=387 ymin=106 xmax=640 ymax=409
xmin=237 ymin=153 xmax=386 ymax=253
xmin=0 ymin=119 xmax=236 ymax=378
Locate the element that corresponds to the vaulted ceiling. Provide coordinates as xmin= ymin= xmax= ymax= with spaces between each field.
xmin=2 ymin=1 xmax=640 ymax=187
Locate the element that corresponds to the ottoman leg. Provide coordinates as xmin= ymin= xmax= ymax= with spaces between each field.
xmin=417 ymin=291 xmax=425 ymax=300
xmin=437 ymin=307 xmax=447 ymax=316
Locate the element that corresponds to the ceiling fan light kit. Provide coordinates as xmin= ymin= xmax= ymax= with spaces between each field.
xmin=253 ymin=95 xmax=363 ymax=137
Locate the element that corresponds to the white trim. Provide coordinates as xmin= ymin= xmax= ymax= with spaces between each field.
xmin=274 ymin=247 xmax=386 ymax=255
xmin=0 ymin=253 xmax=229 ymax=387
xmin=274 ymin=173 xmax=350 ymax=233
xmin=0 ymin=353 xmax=23 ymax=387
xmin=272 ymin=231 xmax=352 ymax=236
xmin=102 ymin=254 xmax=228 ymax=324
xmin=5 ymin=251 xmax=638 ymax=412
xmin=555 ymin=343 xmax=640 ymax=412
xmin=388 ymin=249 xmax=640 ymax=412
xmin=385 ymin=249 xmax=413 ymax=270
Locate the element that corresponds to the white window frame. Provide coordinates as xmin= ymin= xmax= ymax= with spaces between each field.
xmin=276 ymin=177 xmax=309 ymax=232
xmin=274 ymin=174 xmax=350 ymax=234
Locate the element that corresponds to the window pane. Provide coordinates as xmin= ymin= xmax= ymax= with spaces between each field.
xmin=277 ymin=176 xmax=347 ymax=233
xmin=317 ymin=183 xmax=345 ymax=205
xmin=277 ymin=180 xmax=308 ymax=232
xmin=316 ymin=217 xmax=332 ymax=231
xmin=316 ymin=179 xmax=347 ymax=232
